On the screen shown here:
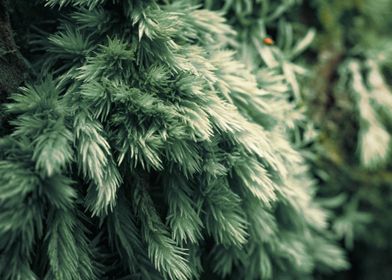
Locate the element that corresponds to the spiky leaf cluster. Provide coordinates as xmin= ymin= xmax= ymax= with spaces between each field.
xmin=202 ymin=0 xmax=316 ymax=137
xmin=1 ymin=0 xmax=346 ymax=279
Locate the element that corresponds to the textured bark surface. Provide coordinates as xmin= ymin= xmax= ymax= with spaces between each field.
xmin=0 ymin=0 xmax=30 ymax=135
xmin=0 ymin=0 xmax=28 ymax=96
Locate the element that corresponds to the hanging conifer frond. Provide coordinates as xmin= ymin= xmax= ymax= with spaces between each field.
xmin=0 ymin=0 xmax=348 ymax=279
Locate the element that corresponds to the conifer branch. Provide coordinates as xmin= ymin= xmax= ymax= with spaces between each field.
xmin=0 ymin=1 xmax=350 ymax=279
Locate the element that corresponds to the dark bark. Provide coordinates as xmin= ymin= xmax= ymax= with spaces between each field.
xmin=0 ymin=0 xmax=30 ymax=135
xmin=0 ymin=0 xmax=29 ymax=97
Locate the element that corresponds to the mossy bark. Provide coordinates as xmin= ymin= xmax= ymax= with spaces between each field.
xmin=0 ymin=0 xmax=29 ymax=94
xmin=0 ymin=0 xmax=29 ymax=134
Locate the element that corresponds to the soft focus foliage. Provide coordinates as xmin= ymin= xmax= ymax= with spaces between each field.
xmin=202 ymin=0 xmax=392 ymax=279
xmin=305 ymin=1 xmax=392 ymax=279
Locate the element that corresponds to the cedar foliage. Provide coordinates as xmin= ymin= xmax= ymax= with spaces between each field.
xmin=0 ymin=0 xmax=348 ymax=279
xmin=202 ymin=0 xmax=392 ymax=279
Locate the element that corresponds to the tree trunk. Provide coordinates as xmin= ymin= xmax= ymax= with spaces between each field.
xmin=0 ymin=0 xmax=30 ymax=134
xmin=0 ymin=0 xmax=28 ymax=96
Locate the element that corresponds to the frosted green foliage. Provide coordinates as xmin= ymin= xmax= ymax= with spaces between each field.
xmin=203 ymin=0 xmax=314 ymax=136
xmin=0 ymin=158 xmax=43 ymax=280
xmin=132 ymin=177 xmax=192 ymax=280
xmin=1 ymin=0 xmax=346 ymax=279
xmin=0 ymin=79 xmax=100 ymax=280
xmin=341 ymin=59 xmax=391 ymax=169
xmin=367 ymin=61 xmax=392 ymax=121
xmin=309 ymin=0 xmax=392 ymax=170
xmin=45 ymin=209 xmax=97 ymax=280
xmin=6 ymin=80 xmax=73 ymax=177
xmin=45 ymin=0 xmax=105 ymax=9
xmin=294 ymin=2 xmax=392 ymax=278
xmin=203 ymin=176 xmax=249 ymax=247
xmin=164 ymin=172 xmax=203 ymax=244
xmin=74 ymin=111 xmax=122 ymax=215
xmin=200 ymin=0 xmax=347 ymax=277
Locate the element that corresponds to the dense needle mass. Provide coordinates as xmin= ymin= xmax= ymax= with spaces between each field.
xmin=0 ymin=0 xmax=348 ymax=279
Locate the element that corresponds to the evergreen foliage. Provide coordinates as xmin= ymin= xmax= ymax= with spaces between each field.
xmin=0 ymin=0 xmax=349 ymax=279
xmin=201 ymin=0 xmax=392 ymax=278
xmin=270 ymin=0 xmax=392 ymax=279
